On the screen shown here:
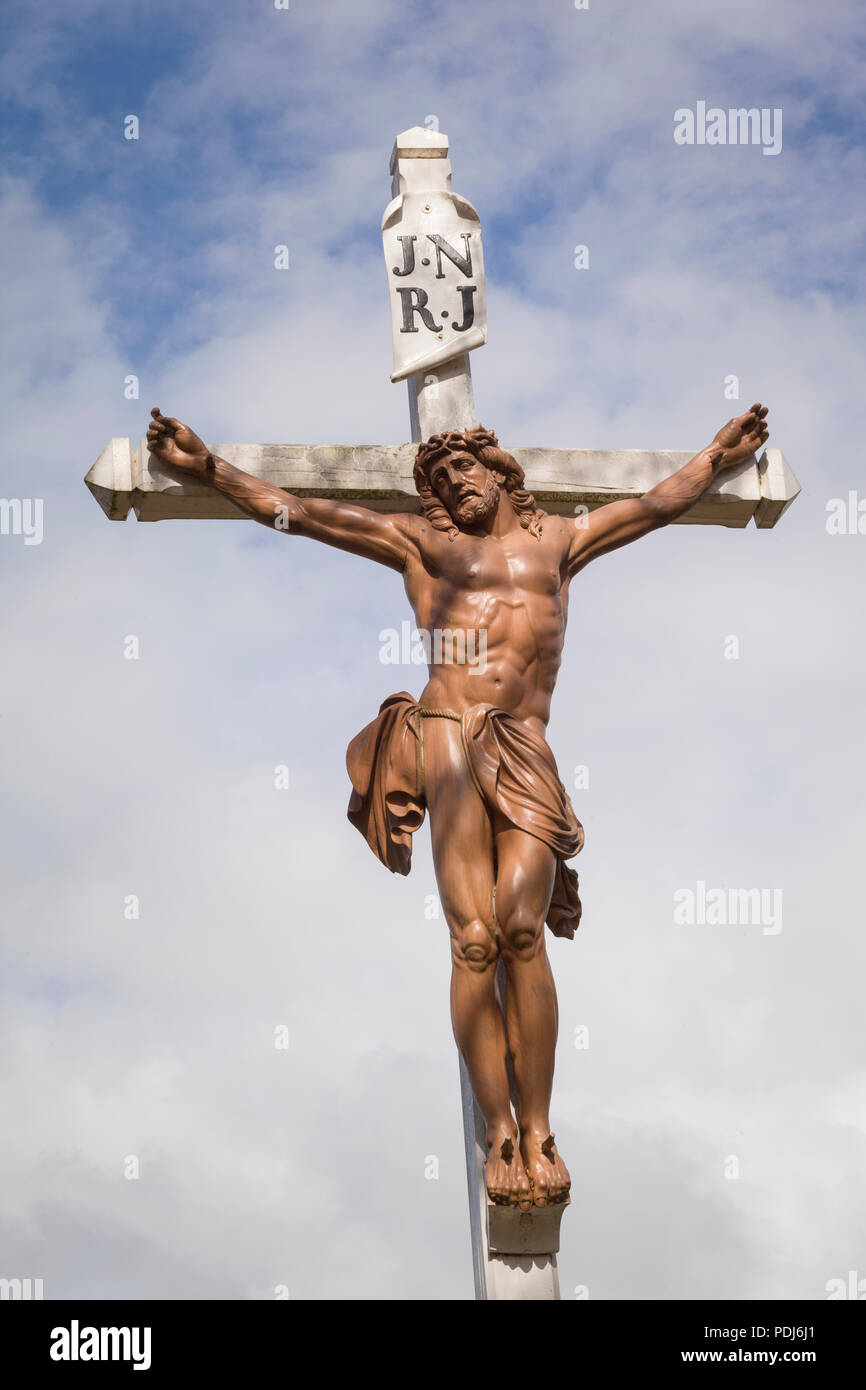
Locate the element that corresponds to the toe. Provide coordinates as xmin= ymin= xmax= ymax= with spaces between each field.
xmin=517 ymin=1173 xmax=532 ymax=1213
xmin=532 ymin=1172 xmax=550 ymax=1208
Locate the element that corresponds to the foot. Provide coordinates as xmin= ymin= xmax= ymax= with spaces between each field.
xmin=520 ymin=1130 xmax=571 ymax=1207
xmin=485 ymin=1130 xmax=532 ymax=1210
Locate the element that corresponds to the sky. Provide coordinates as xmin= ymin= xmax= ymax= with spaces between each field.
xmin=1 ymin=0 xmax=865 ymax=1301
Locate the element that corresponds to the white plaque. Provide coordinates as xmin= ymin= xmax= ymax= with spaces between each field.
xmin=382 ymin=188 xmax=487 ymax=383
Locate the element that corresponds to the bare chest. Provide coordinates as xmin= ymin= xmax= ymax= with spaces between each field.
xmin=408 ymin=526 xmax=565 ymax=602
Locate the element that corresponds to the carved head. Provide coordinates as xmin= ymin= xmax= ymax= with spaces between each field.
xmin=413 ymin=426 xmax=543 ymax=540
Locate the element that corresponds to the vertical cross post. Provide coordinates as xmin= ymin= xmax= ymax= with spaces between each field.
xmin=383 ymin=128 xmax=564 ymax=1300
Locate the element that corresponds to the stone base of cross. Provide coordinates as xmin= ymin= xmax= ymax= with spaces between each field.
xmin=85 ymin=128 xmax=800 ymax=1301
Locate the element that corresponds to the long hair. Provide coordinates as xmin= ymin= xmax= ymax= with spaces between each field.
xmin=413 ymin=426 xmax=544 ymax=540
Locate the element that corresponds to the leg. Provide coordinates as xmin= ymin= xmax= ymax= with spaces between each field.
xmin=494 ymin=821 xmax=571 ymax=1206
xmin=423 ymin=718 xmax=531 ymax=1210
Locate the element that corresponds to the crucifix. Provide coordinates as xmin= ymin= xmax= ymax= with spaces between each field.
xmin=85 ymin=126 xmax=800 ymax=1301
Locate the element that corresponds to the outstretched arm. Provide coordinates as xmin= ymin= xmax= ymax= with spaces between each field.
xmin=146 ymin=408 xmax=415 ymax=572
xmin=565 ymin=404 xmax=770 ymax=578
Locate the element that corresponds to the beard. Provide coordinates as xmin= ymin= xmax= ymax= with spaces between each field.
xmin=453 ymin=473 xmax=500 ymax=527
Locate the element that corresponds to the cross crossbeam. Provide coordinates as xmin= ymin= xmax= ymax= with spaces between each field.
xmin=86 ymin=436 xmax=798 ymax=528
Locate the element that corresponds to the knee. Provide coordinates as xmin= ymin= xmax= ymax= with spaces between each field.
xmin=451 ymin=917 xmax=498 ymax=973
xmin=499 ymin=907 xmax=544 ymax=959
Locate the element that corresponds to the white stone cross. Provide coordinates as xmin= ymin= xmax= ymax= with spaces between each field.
xmin=84 ymin=126 xmax=801 ymax=1301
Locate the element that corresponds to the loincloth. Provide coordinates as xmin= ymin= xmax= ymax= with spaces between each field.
xmin=346 ymin=692 xmax=584 ymax=939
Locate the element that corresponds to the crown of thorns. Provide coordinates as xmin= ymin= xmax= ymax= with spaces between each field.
xmin=414 ymin=426 xmax=504 ymax=482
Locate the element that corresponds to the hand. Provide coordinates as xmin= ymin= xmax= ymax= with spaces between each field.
xmin=146 ymin=407 xmax=211 ymax=477
xmin=707 ymin=402 xmax=770 ymax=471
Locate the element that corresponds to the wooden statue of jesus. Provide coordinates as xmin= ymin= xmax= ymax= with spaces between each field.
xmin=145 ymin=399 xmax=770 ymax=1211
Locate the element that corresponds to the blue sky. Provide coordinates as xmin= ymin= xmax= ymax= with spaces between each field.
xmin=1 ymin=0 xmax=865 ymax=1300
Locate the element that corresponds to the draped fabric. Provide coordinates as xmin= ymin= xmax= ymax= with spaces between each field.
xmin=346 ymin=692 xmax=584 ymax=938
